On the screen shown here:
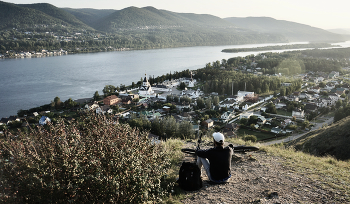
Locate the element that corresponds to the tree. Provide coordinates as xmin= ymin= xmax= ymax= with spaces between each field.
xmin=54 ymin=96 xmax=62 ymax=110
xmin=213 ymin=96 xmax=220 ymax=106
xmin=177 ymin=121 xmax=194 ymax=139
xmin=301 ymin=120 xmax=310 ymax=129
xmin=179 ymin=82 xmax=187 ymax=90
xmin=265 ymin=103 xmax=277 ymax=114
xmin=196 ymin=98 xmax=205 ymax=109
xmin=205 ymin=98 xmax=212 ymax=109
xmin=239 ymin=118 xmax=248 ymax=125
xmin=103 ymin=85 xmax=116 ymax=97
xmin=64 ymin=98 xmax=77 ymax=109
xmin=93 ymin=91 xmax=101 ymax=101
xmin=336 ymin=99 xmax=343 ymax=109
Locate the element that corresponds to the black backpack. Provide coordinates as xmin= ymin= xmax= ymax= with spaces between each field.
xmin=178 ymin=162 xmax=202 ymax=191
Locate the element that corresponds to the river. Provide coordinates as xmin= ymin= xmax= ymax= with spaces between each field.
xmin=0 ymin=41 xmax=349 ymax=118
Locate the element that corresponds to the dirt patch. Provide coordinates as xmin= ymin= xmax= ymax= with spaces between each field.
xmin=180 ymin=148 xmax=347 ymax=203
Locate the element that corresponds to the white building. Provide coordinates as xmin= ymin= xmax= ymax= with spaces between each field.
xmin=237 ymin=91 xmax=254 ymax=98
xmin=139 ymin=74 xmax=155 ymax=97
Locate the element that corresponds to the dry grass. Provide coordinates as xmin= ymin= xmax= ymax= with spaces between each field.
xmin=261 ymin=144 xmax=350 ymax=196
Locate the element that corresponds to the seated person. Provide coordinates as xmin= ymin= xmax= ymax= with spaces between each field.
xmin=196 ymin=132 xmax=233 ymax=183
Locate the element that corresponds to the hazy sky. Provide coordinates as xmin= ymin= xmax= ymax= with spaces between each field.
xmin=4 ymin=0 xmax=350 ymax=30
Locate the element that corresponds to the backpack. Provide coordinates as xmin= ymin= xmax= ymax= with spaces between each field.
xmin=178 ymin=162 xmax=202 ymax=191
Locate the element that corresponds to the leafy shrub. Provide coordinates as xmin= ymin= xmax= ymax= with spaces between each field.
xmin=0 ymin=114 xmax=172 ymax=203
xmin=242 ymin=135 xmax=257 ymax=142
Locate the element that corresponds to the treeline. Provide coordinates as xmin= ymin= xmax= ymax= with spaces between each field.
xmin=0 ymin=27 xmax=287 ymax=54
xmin=254 ymin=49 xmax=349 ymax=74
xmin=195 ymin=60 xmax=302 ymax=95
xmin=221 ymin=43 xmax=337 ymax=53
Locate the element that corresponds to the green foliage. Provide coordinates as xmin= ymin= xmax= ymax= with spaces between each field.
xmin=242 ymin=134 xmax=257 ymax=142
xmin=0 ymin=114 xmax=172 ymax=203
xmin=222 ymin=43 xmax=336 ymax=53
xmin=265 ymin=103 xmax=277 ymax=114
xmin=179 ymin=82 xmax=187 ymax=90
xmin=93 ymin=91 xmax=101 ymax=101
xmin=334 ymin=104 xmax=350 ymax=122
xmin=102 ymin=85 xmax=116 ymax=97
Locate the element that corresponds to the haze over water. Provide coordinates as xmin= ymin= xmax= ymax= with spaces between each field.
xmin=1 ymin=42 xmax=349 ymax=118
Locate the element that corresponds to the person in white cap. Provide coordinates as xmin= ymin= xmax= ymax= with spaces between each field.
xmin=196 ymin=132 xmax=233 ymax=183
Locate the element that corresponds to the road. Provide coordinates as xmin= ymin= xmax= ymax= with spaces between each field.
xmin=263 ymin=117 xmax=334 ymax=145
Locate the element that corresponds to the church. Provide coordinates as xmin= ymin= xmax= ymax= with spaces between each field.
xmin=138 ymin=74 xmax=155 ymax=97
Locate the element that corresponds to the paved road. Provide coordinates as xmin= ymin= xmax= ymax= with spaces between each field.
xmin=263 ymin=117 xmax=334 ymax=145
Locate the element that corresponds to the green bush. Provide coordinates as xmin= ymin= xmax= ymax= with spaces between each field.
xmin=242 ymin=135 xmax=257 ymax=142
xmin=0 ymin=114 xmax=172 ymax=203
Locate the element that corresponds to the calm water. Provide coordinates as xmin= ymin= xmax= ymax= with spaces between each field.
xmin=0 ymin=41 xmax=349 ymax=118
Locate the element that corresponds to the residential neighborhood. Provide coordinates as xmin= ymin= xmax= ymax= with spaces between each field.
xmin=1 ymin=67 xmax=349 ymax=142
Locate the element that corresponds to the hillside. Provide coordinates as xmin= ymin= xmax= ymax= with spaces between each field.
xmin=1 ymin=1 xmax=347 ymax=52
xmin=0 ymin=1 xmax=92 ymax=31
xmin=224 ymin=17 xmax=347 ymax=42
xmin=62 ymin=8 xmax=116 ymax=26
xmin=286 ymin=116 xmax=350 ymax=161
xmin=0 ymin=1 xmax=62 ymax=30
xmin=91 ymin=6 xmax=234 ymax=32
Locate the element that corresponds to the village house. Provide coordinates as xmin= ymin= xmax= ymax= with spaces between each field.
xmin=202 ymin=119 xmax=214 ymax=129
xmin=271 ymin=127 xmax=282 ymax=134
xmin=304 ymin=103 xmax=318 ymax=113
xmin=96 ymin=105 xmax=113 ymax=115
xmin=292 ymin=108 xmax=305 ymax=118
xmin=226 ymin=95 xmax=244 ymax=103
xmin=308 ymin=86 xmax=321 ymax=94
xmin=85 ymin=102 xmax=99 ymax=110
xmin=221 ymin=110 xmax=235 ymax=123
xmin=103 ymin=95 xmax=121 ymax=105
xmin=257 ymin=116 xmax=267 ymax=125
xmin=328 ymin=71 xmax=339 ymax=79
xmin=330 ymin=88 xmax=346 ymax=95
xmin=240 ymin=112 xmax=253 ymax=119
xmin=176 ymin=102 xmax=191 ymax=111
xmin=219 ymin=99 xmax=236 ymax=108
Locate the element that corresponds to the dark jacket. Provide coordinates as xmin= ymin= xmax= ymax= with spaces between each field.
xmin=196 ymin=146 xmax=233 ymax=181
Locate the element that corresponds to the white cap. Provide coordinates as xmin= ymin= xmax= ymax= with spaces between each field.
xmin=213 ymin=132 xmax=224 ymax=144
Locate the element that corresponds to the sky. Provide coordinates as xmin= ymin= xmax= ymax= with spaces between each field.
xmin=4 ymin=0 xmax=350 ymax=30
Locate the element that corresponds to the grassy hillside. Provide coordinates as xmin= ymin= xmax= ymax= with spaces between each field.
xmin=224 ymin=17 xmax=347 ymax=42
xmin=286 ymin=116 xmax=350 ymax=161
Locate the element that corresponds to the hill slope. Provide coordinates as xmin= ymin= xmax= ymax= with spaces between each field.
xmin=286 ymin=116 xmax=350 ymax=160
xmin=224 ymin=17 xmax=346 ymax=42
xmin=18 ymin=3 xmax=93 ymax=30
xmin=62 ymin=8 xmax=116 ymax=26
xmin=0 ymin=1 xmax=92 ymax=31
xmin=91 ymin=6 xmax=234 ymax=32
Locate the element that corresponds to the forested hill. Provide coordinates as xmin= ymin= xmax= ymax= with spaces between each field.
xmin=224 ymin=17 xmax=347 ymax=42
xmin=0 ymin=1 xmax=92 ymax=31
xmin=18 ymin=3 xmax=94 ymax=30
xmin=61 ymin=8 xmax=116 ymax=27
xmin=89 ymin=6 xmax=234 ymax=31
xmin=0 ymin=1 xmax=347 ymax=52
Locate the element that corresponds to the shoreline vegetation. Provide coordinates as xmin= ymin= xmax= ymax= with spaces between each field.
xmin=222 ymin=43 xmax=341 ymax=53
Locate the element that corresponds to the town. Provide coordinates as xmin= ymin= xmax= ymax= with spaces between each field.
xmin=1 ymin=52 xmax=349 ymax=143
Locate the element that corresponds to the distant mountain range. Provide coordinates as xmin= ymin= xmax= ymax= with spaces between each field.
xmin=0 ymin=0 xmax=348 ymax=47
xmin=224 ymin=17 xmax=347 ymax=42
